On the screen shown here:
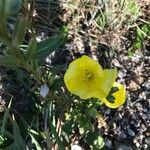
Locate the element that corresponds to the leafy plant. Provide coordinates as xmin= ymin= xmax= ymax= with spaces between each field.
xmin=95 ymin=0 xmax=140 ymax=31
xmin=133 ymin=23 xmax=150 ymax=49
xmin=0 ymin=0 xmax=128 ymax=149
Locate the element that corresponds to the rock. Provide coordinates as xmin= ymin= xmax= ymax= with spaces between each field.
xmin=119 ymin=131 xmax=127 ymax=139
xmin=105 ymin=139 xmax=112 ymax=149
xmin=128 ymin=128 xmax=135 ymax=137
xmin=116 ymin=144 xmax=133 ymax=150
xmin=71 ymin=144 xmax=82 ymax=150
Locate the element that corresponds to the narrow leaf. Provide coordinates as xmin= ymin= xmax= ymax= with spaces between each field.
xmin=12 ymin=16 xmax=26 ymax=46
xmin=31 ymin=34 xmax=65 ymax=61
xmin=30 ymin=133 xmax=42 ymax=150
xmin=1 ymin=98 xmax=12 ymax=135
xmin=26 ymin=38 xmax=37 ymax=60
xmin=49 ymin=121 xmax=65 ymax=150
xmin=0 ymin=56 xmax=20 ymax=66
xmin=12 ymin=117 xmax=26 ymax=150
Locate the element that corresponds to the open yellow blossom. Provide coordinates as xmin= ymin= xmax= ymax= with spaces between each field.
xmin=100 ymin=82 xmax=126 ymax=108
xmin=64 ymin=55 xmax=117 ymax=99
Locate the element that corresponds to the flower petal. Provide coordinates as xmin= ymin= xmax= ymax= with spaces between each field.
xmin=101 ymin=69 xmax=117 ymax=96
xmin=101 ymin=82 xmax=126 ymax=108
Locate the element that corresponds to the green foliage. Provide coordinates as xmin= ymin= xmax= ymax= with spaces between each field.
xmin=1 ymin=99 xmax=12 ymax=136
xmin=0 ymin=3 xmax=68 ymax=148
xmin=26 ymin=38 xmax=37 ymax=61
xmin=127 ymin=0 xmax=140 ymax=22
xmin=95 ymin=10 xmax=107 ymax=32
xmin=12 ymin=16 xmax=27 ymax=47
xmin=95 ymin=0 xmax=140 ymax=31
xmin=1 ymin=0 xmax=145 ymax=149
xmin=128 ymin=22 xmax=150 ymax=56
xmin=0 ymin=0 xmax=22 ymax=17
xmin=11 ymin=118 xmax=27 ymax=150
xmin=30 ymin=34 xmax=66 ymax=64
xmin=0 ymin=56 xmax=20 ymax=67
xmin=61 ymin=99 xmax=104 ymax=149
xmin=133 ymin=23 xmax=150 ymax=49
xmin=86 ymin=131 xmax=104 ymax=149
xmin=0 ymin=9 xmax=68 ymax=149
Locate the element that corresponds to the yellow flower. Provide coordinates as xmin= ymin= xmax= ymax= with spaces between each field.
xmin=64 ymin=55 xmax=117 ymax=99
xmin=100 ymin=82 xmax=126 ymax=108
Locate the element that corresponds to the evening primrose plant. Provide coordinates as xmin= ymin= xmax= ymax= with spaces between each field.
xmin=64 ymin=55 xmax=126 ymax=108
xmin=0 ymin=0 xmax=126 ymax=149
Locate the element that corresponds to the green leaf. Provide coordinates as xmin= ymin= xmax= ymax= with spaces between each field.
xmin=26 ymin=38 xmax=37 ymax=60
xmin=49 ymin=120 xmax=65 ymax=150
xmin=136 ymin=28 xmax=144 ymax=40
xmin=88 ymin=108 xmax=97 ymax=117
xmin=3 ymin=143 xmax=17 ymax=150
xmin=2 ymin=0 xmax=22 ymax=16
xmin=86 ymin=131 xmax=99 ymax=145
xmin=51 ymin=78 xmax=64 ymax=90
xmin=30 ymin=133 xmax=42 ymax=150
xmin=141 ymin=24 xmax=150 ymax=35
xmin=94 ymin=136 xmax=104 ymax=149
xmin=12 ymin=16 xmax=26 ymax=46
xmin=128 ymin=1 xmax=139 ymax=16
xmin=1 ymin=98 xmax=12 ymax=136
xmin=12 ymin=118 xmax=26 ymax=150
xmin=95 ymin=10 xmax=107 ymax=31
xmin=31 ymin=34 xmax=65 ymax=61
xmin=0 ymin=19 xmax=11 ymax=44
xmin=0 ymin=56 xmax=20 ymax=67
xmin=76 ymin=115 xmax=92 ymax=130
xmin=62 ymin=120 xmax=74 ymax=136
xmin=51 ymin=64 xmax=67 ymax=74
xmin=133 ymin=23 xmax=150 ymax=49
xmin=1 ymin=130 xmax=13 ymax=139
xmin=79 ymin=127 xmax=85 ymax=135
xmin=0 ymin=135 xmax=4 ymax=145
xmin=48 ymin=103 xmax=65 ymax=150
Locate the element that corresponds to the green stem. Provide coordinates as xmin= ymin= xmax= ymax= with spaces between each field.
xmin=21 ymin=61 xmax=42 ymax=82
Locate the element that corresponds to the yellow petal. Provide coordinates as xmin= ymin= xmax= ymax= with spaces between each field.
xmin=98 ymin=69 xmax=117 ymax=98
xmin=101 ymin=82 xmax=126 ymax=108
xmin=88 ymin=69 xmax=117 ymax=99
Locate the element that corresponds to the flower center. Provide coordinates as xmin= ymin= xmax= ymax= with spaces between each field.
xmin=85 ymin=69 xmax=94 ymax=80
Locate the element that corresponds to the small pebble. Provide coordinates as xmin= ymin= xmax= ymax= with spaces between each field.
xmin=71 ymin=144 xmax=82 ymax=150
xmin=143 ymin=144 xmax=148 ymax=149
xmin=116 ymin=144 xmax=133 ymax=150
xmin=119 ymin=131 xmax=127 ymax=139
xmin=105 ymin=139 xmax=112 ymax=148
xmin=128 ymin=128 xmax=135 ymax=137
xmin=135 ymin=141 xmax=140 ymax=148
